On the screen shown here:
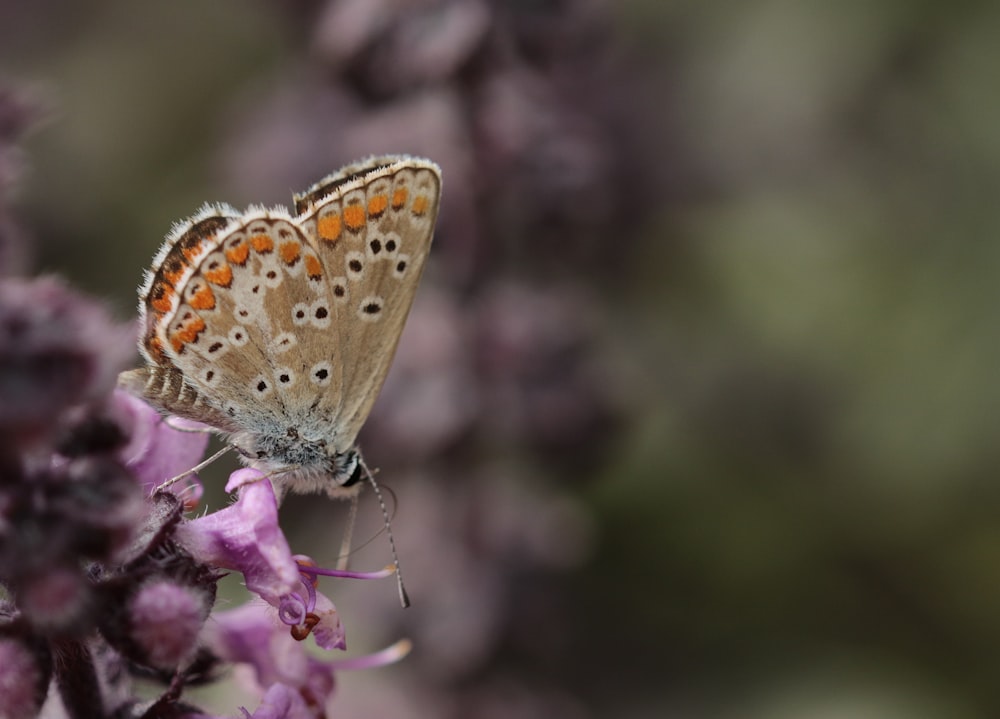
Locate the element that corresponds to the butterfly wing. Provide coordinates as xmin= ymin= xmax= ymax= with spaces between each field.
xmin=294 ymin=156 xmax=442 ymax=453
xmin=126 ymin=156 xmax=441 ymax=487
xmin=140 ymin=207 xmax=349 ymax=448
xmin=129 ymin=205 xmax=245 ymax=431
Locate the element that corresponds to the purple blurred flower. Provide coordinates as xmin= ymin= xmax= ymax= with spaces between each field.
xmin=0 ymin=276 xmax=133 ymax=446
xmin=204 ymin=603 xmax=338 ymax=708
xmin=241 ymin=683 xmax=312 ymax=719
xmin=128 ymin=579 xmax=211 ymax=670
xmin=0 ymin=276 xmax=391 ymax=716
xmin=203 ymin=603 xmax=411 ymax=719
xmin=114 ymin=388 xmax=208 ymax=504
xmin=0 ymin=635 xmax=50 ymax=719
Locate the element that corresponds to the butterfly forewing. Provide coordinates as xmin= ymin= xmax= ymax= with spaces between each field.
xmin=292 ymin=155 xmax=400 ymax=216
xmin=298 ymin=158 xmax=441 ymax=450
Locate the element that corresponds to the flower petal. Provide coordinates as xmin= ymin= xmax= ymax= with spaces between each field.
xmin=175 ymin=472 xmax=299 ymax=604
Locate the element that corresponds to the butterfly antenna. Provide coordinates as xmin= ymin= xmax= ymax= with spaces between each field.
xmin=359 ymin=457 xmax=410 ymax=608
xmin=155 ymin=445 xmax=234 ymax=493
xmin=337 ymin=493 xmax=360 ymax=572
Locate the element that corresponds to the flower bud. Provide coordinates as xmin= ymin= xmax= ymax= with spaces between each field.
xmin=0 ymin=636 xmax=51 ymax=719
xmin=128 ymin=579 xmax=211 ymax=670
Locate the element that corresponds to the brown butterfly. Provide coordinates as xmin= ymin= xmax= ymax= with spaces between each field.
xmin=120 ymin=156 xmax=441 ymax=499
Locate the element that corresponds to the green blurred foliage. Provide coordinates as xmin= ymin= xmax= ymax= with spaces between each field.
xmin=584 ymin=1 xmax=1000 ymax=717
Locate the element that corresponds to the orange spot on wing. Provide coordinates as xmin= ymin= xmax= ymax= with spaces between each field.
xmin=411 ymin=194 xmax=428 ymax=216
xmin=163 ymin=260 xmax=187 ymax=286
xmin=279 ymin=241 xmax=301 ymax=265
xmin=204 ymin=263 xmax=233 ymax=287
xmin=150 ymin=283 xmax=175 ymax=314
xmin=392 ymin=187 xmax=408 ymax=209
xmin=250 ymin=234 xmax=274 ymax=253
xmin=188 ymin=285 xmax=216 ymax=311
xmin=170 ymin=317 xmax=206 ymax=352
xmin=305 ymin=254 xmax=323 ymax=279
xmin=151 ymin=297 xmax=172 ymax=314
xmin=146 ymin=336 xmax=166 ymax=361
xmin=343 ymin=204 xmax=365 ymax=231
xmin=367 ymin=194 xmax=388 ymax=217
xmin=226 ymin=241 xmax=250 ymax=266
xmin=181 ymin=239 xmax=204 ymax=263
xmin=318 ymin=214 xmax=341 ymax=242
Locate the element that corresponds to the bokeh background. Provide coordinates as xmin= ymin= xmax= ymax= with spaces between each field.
xmin=4 ymin=1 xmax=1000 ymax=717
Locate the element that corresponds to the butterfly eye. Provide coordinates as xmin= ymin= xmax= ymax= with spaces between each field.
xmin=334 ymin=452 xmax=361 ymax=487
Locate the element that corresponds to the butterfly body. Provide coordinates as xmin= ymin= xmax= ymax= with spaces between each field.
xmin=121 ymin=156 xmax=441 ymax=498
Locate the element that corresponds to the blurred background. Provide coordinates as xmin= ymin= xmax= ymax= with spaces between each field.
xmin=4 ymin=1 xmax=1000 ymax=717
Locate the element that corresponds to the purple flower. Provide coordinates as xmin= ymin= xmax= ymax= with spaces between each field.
xmin=0 ymin=277 xmax=133 ymax=447
xmin=16 ymin=565 xmax=91 ymax=631
xmin=114 ymin=388 xmax=208 ymax=504
xmin=203 ymin=603 xmax=337 ymax=712
xmin=0 ymin=272 xmax=369 ymax=715
xmin=176 ymin=470 xmax=301 ymax=603
xmin=174 ymin=469 xmax=347 ymax=650
xmin=303 ymin=587 xmax=346 ymax=652
xmin=242 ymin=683 xmax=312 ymax=719
xmin=0 ymin=635 xmax=50 ymax=719
xmin=128 ymin=579 xmax=211 ymax=670
xmin=0 ymin=65 xmax=446 ymax=715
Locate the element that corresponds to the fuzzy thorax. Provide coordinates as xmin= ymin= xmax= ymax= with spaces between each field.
xmin=231 ymin=427 xmax=363 ymax=500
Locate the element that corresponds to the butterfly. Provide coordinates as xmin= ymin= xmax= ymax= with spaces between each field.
xmin=120 ymin=155 xmax=441 ymax=499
